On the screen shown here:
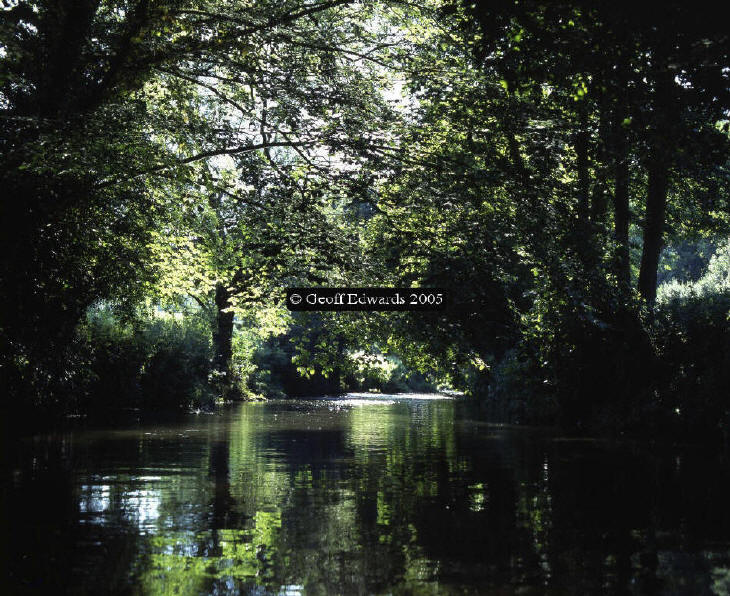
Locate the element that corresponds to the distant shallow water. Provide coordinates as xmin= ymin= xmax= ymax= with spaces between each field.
xmin=5 ymin=395 xmax=730 ymax=594
xmin=342 ymin=391 xmax=455 ymax=401
xmin=343 ymin=391 xmax=455 ymax=399
xmin=324 ymin=391 xmax=455 ymax=407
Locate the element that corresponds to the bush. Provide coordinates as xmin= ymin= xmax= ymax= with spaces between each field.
xmin=485 ymin=348 xmax=557 ymax=425
xmin=654 ymin=243 xmax=730 ymax=442
xmin=248 ymin=334 xmax=343 ymax=397
xmin=138 ymin=317 xmax=215 ymax=411
xmin=75 ymin=305 xmax=215 ymax=414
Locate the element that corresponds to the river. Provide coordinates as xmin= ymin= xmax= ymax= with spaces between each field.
xmin=4 ymin=394 xmax=730 ymax=594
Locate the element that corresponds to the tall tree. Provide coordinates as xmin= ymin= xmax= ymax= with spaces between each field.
xmin=462 ymin=0 xmax=730 ymax=305
xmin=0 ymin=0 xmax=396 ymax=405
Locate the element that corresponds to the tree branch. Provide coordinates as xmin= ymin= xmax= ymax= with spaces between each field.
xmin=95 ymin=139 xmax=316 ymax=188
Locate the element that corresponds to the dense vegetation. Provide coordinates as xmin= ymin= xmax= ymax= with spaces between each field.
xmin=1 ymin=1 xmax=729 ymax=442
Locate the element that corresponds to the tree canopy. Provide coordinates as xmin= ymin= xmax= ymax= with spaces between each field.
xmin=2 ymin=0 xmax=730 ymax=439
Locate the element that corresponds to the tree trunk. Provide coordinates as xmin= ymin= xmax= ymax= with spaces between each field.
xmin=213 ymin=283 xmax=235 ymax=392
xmin=638 ymin=67 xmax=674 ymax=306
xmin=610 ymin=53 xmax=632 ymax=289
xmin=613 ymin=123 xmax=631 ymax=288
xmin=590 ymin=107 xmax=610 ymax=223
xmin=575 ymin=125 xmax=590 ymax=222
xmin=637 ymin=158 xmax=669 ymax=305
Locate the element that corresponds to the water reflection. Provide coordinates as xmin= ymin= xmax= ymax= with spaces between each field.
xmin=5 ymin=394 xmax=730 ymax=594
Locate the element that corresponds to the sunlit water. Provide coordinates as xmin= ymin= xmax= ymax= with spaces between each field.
xmin=5 ymin=394 xmax=730 ymax=595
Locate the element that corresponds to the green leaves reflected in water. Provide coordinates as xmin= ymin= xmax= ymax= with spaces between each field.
xmin=8 ymin=396 xmax=730 ymax=594
xmin=142 ymin=511 xmax=282 ymax=594
xmin=130 ymin=398 xmax=466 ymax=594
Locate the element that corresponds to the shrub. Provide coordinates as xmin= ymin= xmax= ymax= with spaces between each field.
xmin=654 ymin=242 xmax=730 ymax=442
xmin=75 ymin=304 xmax=215 ymax=414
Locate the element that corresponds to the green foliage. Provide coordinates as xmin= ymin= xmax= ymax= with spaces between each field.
xmin=73 ymin=304 xmax=215 ymax=413
xmin=346 ymin=351 xmax=436 ymax=393
xmin=659 ymin=240 xmax=730 ymax=301
xmin=0 ymin=0 xmax=403 ymax=409
xmin=2 ymin=0 xmax=730 ymax=444
xmin=649 ymin=241 xmax=730 ymax=441
xmin=245 ymin=311 xmax=436 ymax=397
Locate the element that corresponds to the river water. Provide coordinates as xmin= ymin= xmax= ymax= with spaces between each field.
xmin=4 ymin=394 xmax=730 ymax=595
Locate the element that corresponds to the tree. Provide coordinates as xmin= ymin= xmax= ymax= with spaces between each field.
xmin=0 ymin=0 xmax=399 ymax=406
xmin=462 ymin=0 xmax=730 ymax=305
xmin=141 ymin=3 xmax=399 ymax=394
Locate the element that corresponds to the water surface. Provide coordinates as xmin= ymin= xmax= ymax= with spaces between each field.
xmin=5 ymin=394 xmax=730 ymax=594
